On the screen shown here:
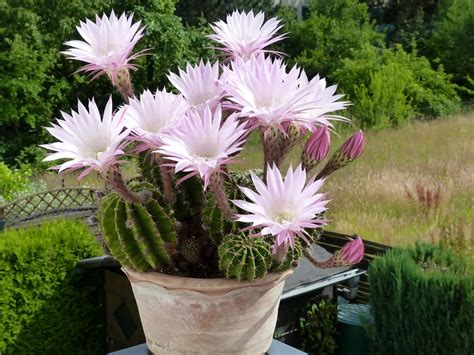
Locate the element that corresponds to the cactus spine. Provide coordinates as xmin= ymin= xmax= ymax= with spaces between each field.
xmin=218 ymin=234 xmax=272 ymax=281
xmin=98 ymin=181 xmax=177 ymax=272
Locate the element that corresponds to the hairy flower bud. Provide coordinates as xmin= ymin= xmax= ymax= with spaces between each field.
xmin=341 ymin=130 xmax=365 ymax=160
xmin=304 ymin=236 xmax=364 ymax=268
xmin=316 ymin=130 xmax=365 ymax=179
xmin=302 ymin=125 xmax=330 ymax=171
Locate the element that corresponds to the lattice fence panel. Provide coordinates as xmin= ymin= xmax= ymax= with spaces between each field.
xmin=1 ymin=188 xmax=103 ymax=227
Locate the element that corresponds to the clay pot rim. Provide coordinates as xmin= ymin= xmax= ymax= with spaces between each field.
xmin=123 ymin=267 xmax=293 ymax=293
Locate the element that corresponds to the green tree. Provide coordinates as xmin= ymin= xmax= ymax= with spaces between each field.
xmin=426 ymin=0 xmax=474 ymax=96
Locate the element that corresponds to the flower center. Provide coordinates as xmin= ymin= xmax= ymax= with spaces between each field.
xmin=273 ymin=210 xmax=296 ymax=224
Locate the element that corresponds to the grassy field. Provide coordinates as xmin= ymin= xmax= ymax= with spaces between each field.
xmin=237 ymin=113 xmax=474 ymax=252
xmin=42 ymin=113 xmax=473 ymax=252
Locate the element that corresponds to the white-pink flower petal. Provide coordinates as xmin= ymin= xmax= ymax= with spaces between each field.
xmin=41 ymin=97 xmax=129 ymax=178
xmin=156 ymin=105 xmax=247 ymax=187
xmin=63 ymin=11 xmax=145 ymax=78
xmin=208 ymin=10 xmax=285 ymax=59
xmin=167 ymin=60 xmax=224 ymax=109
xmin=121 ymin=88 xmax=188 ymax=150
xmin=223 ymin=55 xmax=349 ymax=130
xmin=233 ymin=164 xmax=329 ymax=249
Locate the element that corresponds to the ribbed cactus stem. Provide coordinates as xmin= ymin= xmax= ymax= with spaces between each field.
xmin=98 ymin=181 xmax=178 ymax=272
xmin=218 ymin=234 xmax=272 ymax=281
xmin=208 ymin=173 xmax=235 ymax=220
xmin=158 ymin=158 xmax=175 ymax=204
xmin=105 ymin=169 xmax=150 ymax=204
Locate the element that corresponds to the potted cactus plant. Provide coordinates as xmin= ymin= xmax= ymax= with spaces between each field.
xmin=41 ymin=9 xmax=365 ymax=354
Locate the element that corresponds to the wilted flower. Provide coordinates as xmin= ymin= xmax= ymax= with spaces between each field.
xmin=167 ymin=61 xmax=223 ymax=109
xmin=209 ymin=10 xmax=285 ymax=59
xmin=63 ymin=11 xmax=145 ymax=82
xmin=223 ymin=55 xmax=348 ymax=130
xmin=122 ymin=88 xmax=189 ymax=150
xmin=302 ymin=125 xmax=331 ymax=171
xmin=157 ymin=105 xmax=247 ymax=188
xmin=317 ymin=130 xmax=365 ymax=179
xmin=41 ymin=98 xmax=129 ymax=179
xmin=233 ymin=164 xmax=329 ymax=251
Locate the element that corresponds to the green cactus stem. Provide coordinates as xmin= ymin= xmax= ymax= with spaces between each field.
xmin=137 ymin=150 xmax=163 ymax=189
xmin=98 ymin=181 xmax=178 ymax=272
xmin=218 ymin=233 xmax=272 ymax=281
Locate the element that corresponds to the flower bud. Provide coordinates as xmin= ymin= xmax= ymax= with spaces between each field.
xmin=341 ymin=130 xmax=364 ymax=161
xmin=321 ymin=236 xmax=364 ymax=268
xmin=302 ymin=125 xmax=330 ymax=171
xmin=316 ymin=130 xmax=365 ymax=179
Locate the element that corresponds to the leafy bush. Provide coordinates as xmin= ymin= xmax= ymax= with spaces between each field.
xmin=0 ymin=163 xmax=32 ymax=202
xmin=334 ymin=45 xmax=460 ymax=128
xmin=368 ymin=242 xmax=473 ymax=354
xmin=299 ymin=297 xmax=338 ymax=355
xmin=176 ymin=0 xmax=277 ymax=26
xmin=279 ymin=0 xmax=383 ymax=78
xmin=426 ymin=0 xmax=474 ymax=96
xmin=279 ymin=0 xmax=461 ymax=129
xmin=0 ymin=220 xmax=103 ymax=354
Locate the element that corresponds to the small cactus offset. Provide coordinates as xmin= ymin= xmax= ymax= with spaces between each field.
xmin=43 ymin=10 xmax=366 ymax=280
xmin=218 ymin=234 xmax=272 ymax=281
xmin=179 ymin=237 xmax=201 ymax=264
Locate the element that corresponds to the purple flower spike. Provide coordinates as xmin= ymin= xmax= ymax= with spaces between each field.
xmin=341 ymin=130 xmax=365 ymax=160
xmin=302 ymin=125 xmax=330 ymax=171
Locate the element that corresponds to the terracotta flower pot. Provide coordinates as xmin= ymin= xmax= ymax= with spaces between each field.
xmin=123 ymin=268 xmax=293 ymax=354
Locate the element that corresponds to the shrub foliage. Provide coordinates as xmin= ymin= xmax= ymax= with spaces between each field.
xmin=0 ymin=220 xmax=103 ymax=354
xmin=368 ymin=242 xmax=473 ymax=354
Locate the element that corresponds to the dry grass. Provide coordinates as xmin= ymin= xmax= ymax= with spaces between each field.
xmin=238 ymin=113 xmax=474 ymax=251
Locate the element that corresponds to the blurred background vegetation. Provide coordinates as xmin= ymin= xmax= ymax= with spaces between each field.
xmin=0 ymin=0 xmax=472 ymax=250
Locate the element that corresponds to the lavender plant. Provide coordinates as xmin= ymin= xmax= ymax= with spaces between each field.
xmin=41 ymin=10 xmax=365 ymax=279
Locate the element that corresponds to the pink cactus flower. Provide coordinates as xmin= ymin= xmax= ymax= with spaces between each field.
xmin=121 ymin=88 xmax=189 ymax=150
xmin=302 ymin=125 xmax=331 ymax=170
xmin=156 ymin=105 xmax=247 ymax=188
xmin=223 ymin=55 xmax=349 ymax=131
xmin=208 ymin=10 xmax=285 ymax=59
xmin=167 ymin=60 xmax=224 ymax=109
xmin=62 ymin=11 xmax=145 ymax=82
xmin=233 ymin=164 xmax=329 ymax=251
xmin=341 ymin=130 xmax=365 ymax=160
xmin=41 ymin=98 xmax=130 ymax=179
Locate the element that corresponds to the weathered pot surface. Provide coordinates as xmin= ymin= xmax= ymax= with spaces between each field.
xmin=123 ymin=268 xmax=293 ymax=355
